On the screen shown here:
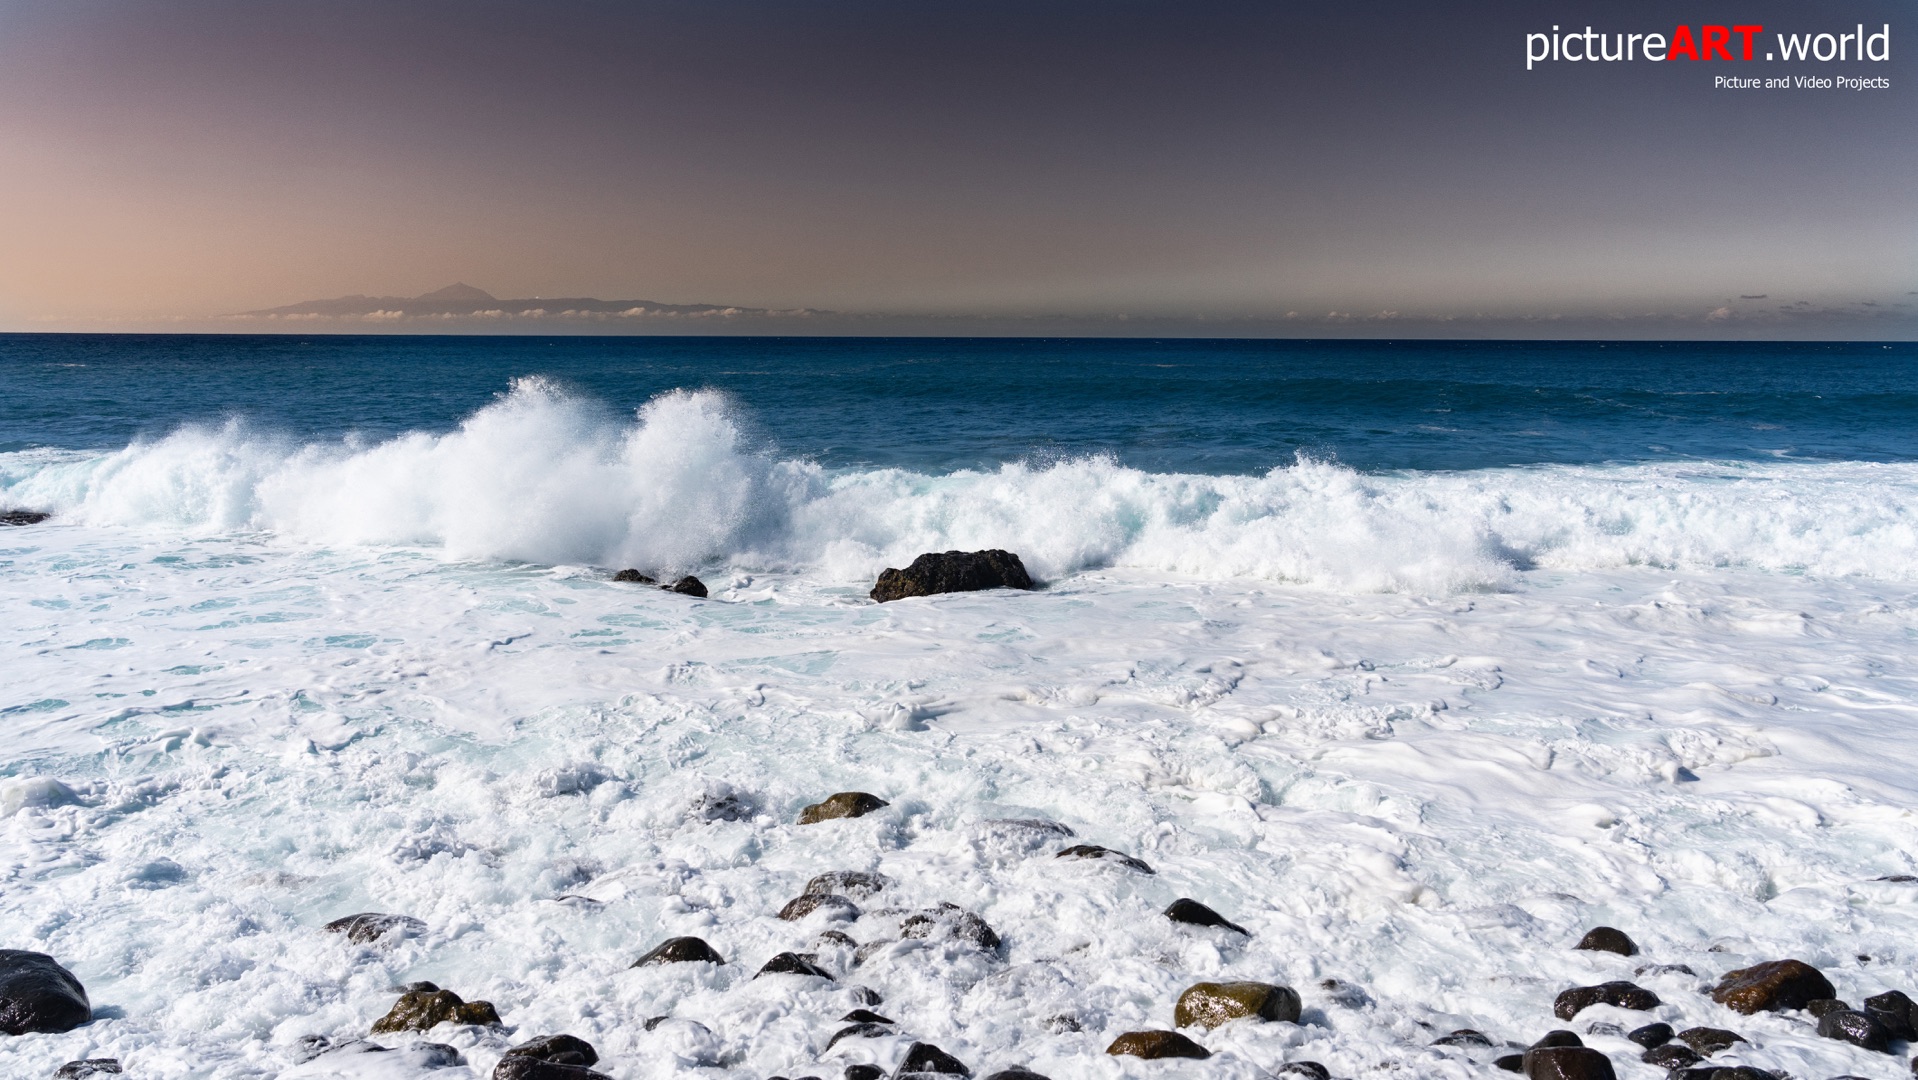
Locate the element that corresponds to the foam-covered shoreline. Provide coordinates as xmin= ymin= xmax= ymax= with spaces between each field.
xmin=4 ymin=508 xmax=1918 ymax=1077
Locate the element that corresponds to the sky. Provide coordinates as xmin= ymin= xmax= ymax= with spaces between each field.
xmin=0 ymin=0 xmax=1912 ymax=337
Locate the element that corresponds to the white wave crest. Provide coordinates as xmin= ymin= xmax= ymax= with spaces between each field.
xmin=4 ymin=381 xmax=1916 ymax=590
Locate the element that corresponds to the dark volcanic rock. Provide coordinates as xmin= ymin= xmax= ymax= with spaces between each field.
xmin=1533 ymin=1031 xmax=1584 ymax=1049
xmin=1174 ymin=981 xmax=1300 ymax=1029
xmin=827 ymin=1022 xmax=892 ymax=1050
xmin=634 ymin=936 xmax=725 ymax=966
xmin=1523 ymin=1046 xmax=1617 ymax=1080
xmin=611 ymin=569 xmax=656 ymax=584
xmin=1278 ymin=1063 xmax=1331 ymax=1080
xmin=1866 ymin=991 xmax=1918 ymax=1040
xmin=901 ymin=904 xmax=1000 ymax=950
xmin=1676 ymin=1028 xmax=1746 ymax=1056
xmin=323 ymin=912 xmax=427 ymax=944
xmin=1809 ymin=999 xmax=1852 ymax=1018
xmin=1043 ymin=1014 xmax=1080 ymax=1033
xmin=841 ymin=1009 xmax=894 ymax=1024
xmin=1575 ymin=928 xmax=1639 ymax=956
xmin=817 ymin=930 xmax=859 ymax=948
xmin=0 ymin=510 xmax=51 ymax=526
xmin=1818 ymin=1010 xmax=1891 ymax=1053
xmin=799 ymin=793 xmax=890 ymax=824
xmin=1496 ymin=1055 xmax=1526 ymax=1073
xmin=1163 ymin=898 xmax=1248 ymax=935
xmin=668 ymin=576 xmax=708 ymax=598
xmin=846 ymin=1067 xmax=885 ymax=1080
xmin=0 ymin=950 xmax=90 ymax=1035
xmin=981 ymin=1070 xmax=1050 ymax=1080
xmin=1554 ymin=981 xmax=1660 ymax=1020
xmin=504 ymin=1034 xmax=599 ymax=1067
xmin=756 ymin=952 xmax=834 ymax=979
xmin=1711 ymin=959 xmax=1835 ymax=1014
xmin=1585 ymin=1023 xmax=1625 ymax=1038
xmin=495 ymin=1059 xmax=614 ymax=1080
xmin=1628 ymin=1023 xmax=1674 ymax=1049
xmin=1107 ymin=1030 xmax=1211 ymax=1059
xmin=1053 ymin=845 xmax=1154 ymax=873
xmin=781 ymin=894 xmax=861 ymax=922
xmin=1434 ymin=1029 xmax=1495 ymax=1047
xmin=894 ymin=1041 xmax=970 ymax=1076
xmin=54 ymin=1061 xmax=121 ymax=1079
xmin=807 ymin=871 xmax=893 ymax=900
xmin=870 ymin=550 xmax=1033 ymax=603
xmin=1643 ymin=1045 xmax=1704 ymax=1069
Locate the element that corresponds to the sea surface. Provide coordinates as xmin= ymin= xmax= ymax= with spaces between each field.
xmin=3 ymin=334 xmax=1918 ymax=1080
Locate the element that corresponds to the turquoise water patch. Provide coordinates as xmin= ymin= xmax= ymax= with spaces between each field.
xmin=69 ymin=637 xmax=131 ymax=650
xmin=317 ymin=634 xmax=377 ymax=649
xmin=1 ymin=698 xmax=69 ymax=714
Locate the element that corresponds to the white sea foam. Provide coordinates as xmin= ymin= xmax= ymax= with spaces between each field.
xmin=4 ymin=382 xmax=1917 ymax=593
xmin=5 ymin=385 xmax=1918 ymax=1078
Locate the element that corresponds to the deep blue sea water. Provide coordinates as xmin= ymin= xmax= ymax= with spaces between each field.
xmin=3 ymin=334 xmax=1914 ymax=472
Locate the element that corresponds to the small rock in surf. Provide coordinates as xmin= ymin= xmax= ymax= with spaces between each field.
xmin=806 ymin=870 xmax=893 ymax=899
xmin=1521 ymin=1045 xmax=1616 ymax=1080
xmin=1554 ymin=981 xmax=1659 ymax=1020
xmin=1710 ymin=959 xmax=1835 ymax=1014
xmin=1054 ymin=844 xmax=1154 ymax=873
xmin=1163 ymin=898 xmax=1248 ymax=934
xmin=755 ymin=952 xmax=834 ymax=979
xmin=1106 ymin=1030 xmax=1210 ymax=1059
xmin=323 ymin=912 xmax=426 ymax=944
xmin=799 ymin=792 xmax=889 ymax=824
xmin=369 ymin=987 xmax=501 ymax=1032
xmin=1175 ymin=981 xmax=1301 ymax=1029
xmin=780 ymin=894 xmax=860 ymax=922
xmin=0 ymin=950 xmax=91 ymax=1035
xmin=503 ymin=1034 xmax=599 ymax=1067
xmin=632 ymin=936 xmax=724 ymax=966
xmin=1574 ymin=927 xmax=1638 ymax=956
xmin=893 ymin=1040 xmax=970 ymax=1075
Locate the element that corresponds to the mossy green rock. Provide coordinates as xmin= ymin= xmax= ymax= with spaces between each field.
xmin=1174 ymin=981 xmax=1301 ymax=1029
xmin=369 ymin=988 xmax=501 ymax=1033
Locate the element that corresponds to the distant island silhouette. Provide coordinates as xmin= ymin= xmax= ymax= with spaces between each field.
xmin=236 ymin=283 xmax=817 ymax=321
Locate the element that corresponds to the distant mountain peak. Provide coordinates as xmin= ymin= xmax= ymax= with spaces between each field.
xmin=415 ymin=283 xmax=497 ymax=303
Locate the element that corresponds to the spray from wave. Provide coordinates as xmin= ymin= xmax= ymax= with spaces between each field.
xmin=3 ymin=380 xmax=1916 ymax=591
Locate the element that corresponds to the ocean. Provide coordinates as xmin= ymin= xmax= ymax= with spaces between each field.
xmin=3 ymin=334 xmax=1917 ymax=1079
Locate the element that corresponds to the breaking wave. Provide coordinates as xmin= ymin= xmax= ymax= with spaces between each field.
xmin=4 ymin=379 xmax=1916 ymax=591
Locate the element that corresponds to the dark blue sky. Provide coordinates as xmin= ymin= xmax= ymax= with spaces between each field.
xmin=0 ymin=0 xmax=1910 ymax=336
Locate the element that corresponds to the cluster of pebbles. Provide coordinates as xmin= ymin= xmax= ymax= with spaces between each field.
xmin=8 ymin=793 xmax=1918 ymax=1079
xmin=1428 ymin=929 xmax=1918 ymax=1080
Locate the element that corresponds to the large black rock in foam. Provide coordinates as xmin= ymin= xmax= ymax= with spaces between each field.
xmin=0 ymin=950 xmax=91 ymax=1035
xmin=870 ymin=550 xmax=1032 ymax=603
